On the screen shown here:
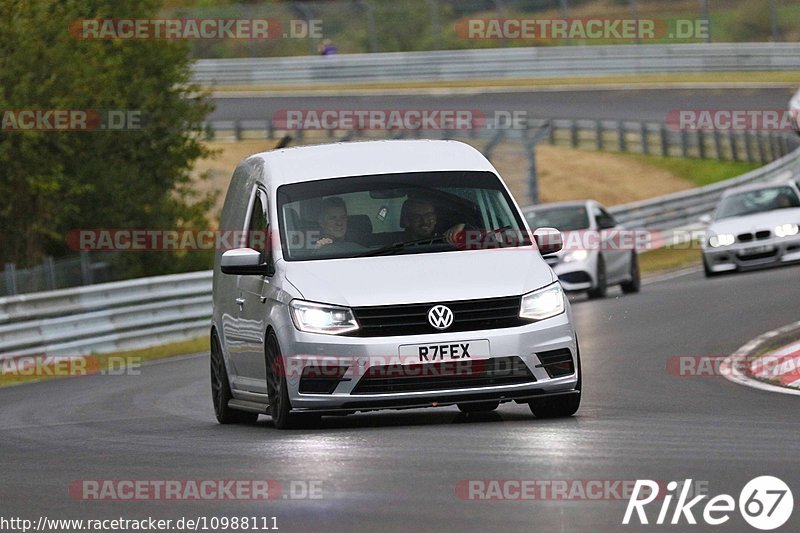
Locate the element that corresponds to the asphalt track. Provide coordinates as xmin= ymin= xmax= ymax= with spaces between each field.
xmin=2 ymin=264 xmax=799 ymax=532
xmin=209 ymin=87 xmax=796 ymax=122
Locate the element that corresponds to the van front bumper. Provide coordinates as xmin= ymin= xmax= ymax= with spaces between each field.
xmin=276 ymin=312 xmax=579 ymax=412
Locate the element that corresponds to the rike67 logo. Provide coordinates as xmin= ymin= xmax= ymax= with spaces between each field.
xmin=623 ymin=476 xmax=793 ymax=530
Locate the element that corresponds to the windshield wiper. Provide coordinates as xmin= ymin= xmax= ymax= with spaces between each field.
xmin=357 ymin=236 xmax=446 ymax=257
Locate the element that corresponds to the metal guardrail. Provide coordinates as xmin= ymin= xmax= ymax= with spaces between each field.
xmin=0 ymin=271 xmax=211 ymax=358
xmin=192 ymin=43 xmax=800 ymax=86
xmin=609 ymin=139 xmax=800 ymax=229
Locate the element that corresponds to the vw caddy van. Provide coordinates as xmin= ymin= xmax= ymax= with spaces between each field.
xmin=211 ymin=140 xmax=581 ymax=428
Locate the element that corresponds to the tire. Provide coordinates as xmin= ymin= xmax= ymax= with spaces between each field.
xmin=586 ymin=255 xmax=607 ymax=299
xmin=529 ymin=338 xmax=582 ymax=419
xmin=620 ymin=252 xmax=641 ymax=294
xmin=528 ymin=393 xmax=581 ymax=418
xmin=210 ymin=332 xmax=258 ymax=425
xmin=457 ymin=401 xmax=500 ymax=413
xmin=265 ymin=332 xmax=319 ymax=430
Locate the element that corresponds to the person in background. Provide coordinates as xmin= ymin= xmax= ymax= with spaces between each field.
xmin=318 ymin=39 xmax=338 ymax=56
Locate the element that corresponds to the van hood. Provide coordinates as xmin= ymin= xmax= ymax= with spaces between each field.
xmin=284 ymin=248 xmax=556 ymax=307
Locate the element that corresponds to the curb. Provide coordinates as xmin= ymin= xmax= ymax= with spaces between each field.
xmin=720 ymin=320 xmax=800 ymax=396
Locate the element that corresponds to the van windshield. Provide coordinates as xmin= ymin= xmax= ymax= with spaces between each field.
xmin=276 ymin=170 xmax=531 ymax=261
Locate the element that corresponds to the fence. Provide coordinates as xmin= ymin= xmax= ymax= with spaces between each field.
xmin=2 ymin=253 xmax=113 ymax=298
xmin=170 ymin=0 xmax=796 ymax=59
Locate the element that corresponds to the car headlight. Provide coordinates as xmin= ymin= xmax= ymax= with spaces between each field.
xmin=775 ymin=223 xmax=799 ymax=237
xmin=519 ymin=282 xmax=565 ymax=322
xmin=708 ymin=233 xmax=735 ymax=248
xmin=289 ymin=300 xmax=359 ymax=335
xmin=562 ymin=249 xmax=589 ymax=263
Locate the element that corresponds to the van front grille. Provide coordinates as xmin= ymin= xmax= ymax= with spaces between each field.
xmin=349 ymin=295 xmax=524 ymax=337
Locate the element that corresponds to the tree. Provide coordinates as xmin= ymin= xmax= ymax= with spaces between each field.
xmin=0 ymin=0 xmax=215 ymax=277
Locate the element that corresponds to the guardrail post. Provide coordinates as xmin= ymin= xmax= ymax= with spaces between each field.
xmin=743 ymin=131 xmax=754 ymax=163
xmin=757 ymin=132 xmax=767 ymax=163
xmin=3 ymin=263 xmax=17 ymax=296
xmin=680 ymin=129 xmax=688 ymax=158
xmin=768 ymin=133 xmax=777 ymax=160
xmin=640 ymin=123 xmax=649 ymax=155
xmin=234 ymin=120 xmax=242 ymax=141
xmin=570 ymin=121 xmax=579 ymax=148
xmin=728 ymin=131 xmax=739 ymax=162
xmin=525 ymin=121 xmax=550 ymax=205
xmin=697 ymin=130 xmax=707 ymax=159
xmin=548 ymin=123 xmax=556 ymax=145
xmin=660 ymin=124 xmax=669 ymax=157
xmin=43 ymin=256 xmax=56 ymax=291
xmin=80 ymin=251 xmax=94 ymax=285
xmin=595 ymin=120 xmax=603 ymax=150
xmin=713 ymin=129 xmax=723 ymax=160
xmin=617 ymin=121 xmax=626 ymax=152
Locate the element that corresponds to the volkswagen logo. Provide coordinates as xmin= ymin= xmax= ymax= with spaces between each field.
xmin=427 ymin=305 xmax=454 ymax=330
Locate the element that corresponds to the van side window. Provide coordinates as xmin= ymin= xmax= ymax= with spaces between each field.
xmin=247 ymin=189 xmax=269 ymax=253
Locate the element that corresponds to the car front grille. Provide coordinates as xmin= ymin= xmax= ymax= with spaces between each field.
xmin=350 ymin=356 xmax=536 ymax=395
xmin=349 ymin=295 xmax=525 ymax=337
xmin=737 ymin=230 xmax=771 ymax=243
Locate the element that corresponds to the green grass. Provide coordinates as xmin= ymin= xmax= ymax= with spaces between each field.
xmin=639 ymin=242 xmax=702 ymax=275
xmin=0 ymin=336 xmax=207 ymax=388
xmin=619 ymin=153 xmax=762 ymax=187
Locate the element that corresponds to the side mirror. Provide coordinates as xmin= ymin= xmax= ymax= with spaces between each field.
xmin=221 ymin=248 xmax=270 ymax=276
xmin=699 ymin=214 xmax=712 ymax=224
xmin=533 ymin=227 xmax=563 ymax=256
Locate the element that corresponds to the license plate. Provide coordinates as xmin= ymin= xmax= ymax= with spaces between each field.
xmin=399 ymin=340 xmax=490 ymax=362
xmin=742 ymin=245 xmax=774 ymax=256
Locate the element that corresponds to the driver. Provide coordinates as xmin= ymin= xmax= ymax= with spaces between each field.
xmin=315 ymin=197 xmax=348 ymax=249
xmin=401 ymin=197 xmax=465 ymax=245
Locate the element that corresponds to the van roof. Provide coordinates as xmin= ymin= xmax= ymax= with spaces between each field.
xmin=247 ymin=139 xmax=496 ymax=186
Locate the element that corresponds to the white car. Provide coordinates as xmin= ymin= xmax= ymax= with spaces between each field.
xmin=211 ymin=139 xmax=582 ymax=429
xmin=523 ymin=200 xmax=640 ymax=299
xmin=702 ymin=181 xmax=800 ymax=276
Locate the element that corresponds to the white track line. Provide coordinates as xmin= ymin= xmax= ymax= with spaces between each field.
xmin=720 ymin=320 xmax=800 ymax=397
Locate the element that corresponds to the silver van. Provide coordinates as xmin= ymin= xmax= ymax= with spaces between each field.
xmin=211 ymin=140 xmax=581 ymax=429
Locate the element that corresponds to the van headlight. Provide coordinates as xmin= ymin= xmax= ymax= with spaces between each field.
xmin=519 ymin=282 xmax=565 ymax=322
xmin=289 ymin=300 xmax=359 ymax=335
